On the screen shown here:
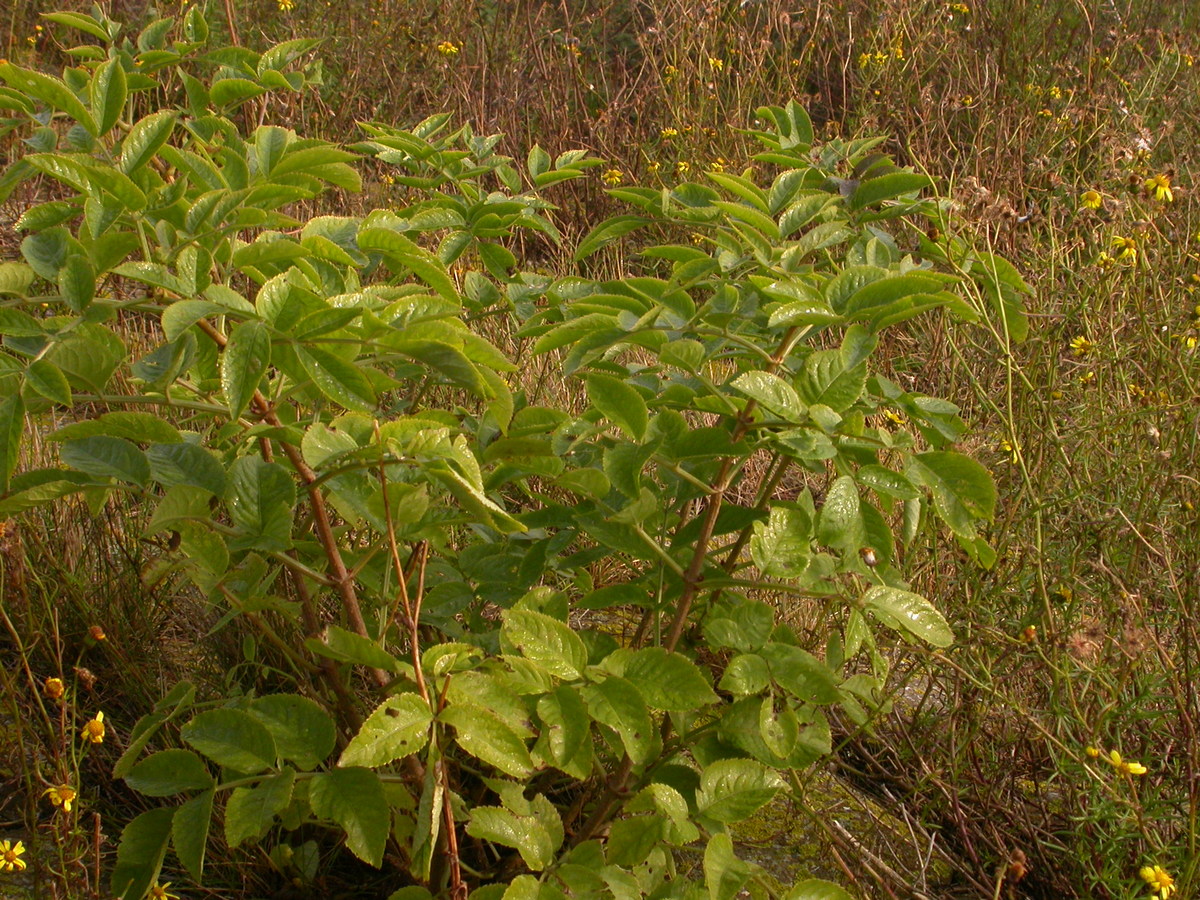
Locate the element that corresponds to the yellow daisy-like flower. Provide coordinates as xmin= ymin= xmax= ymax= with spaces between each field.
xmin=663 ymin=64 xmax=678 ymax=83
xmin=436 ymin=40 xmax=460 ymax=56
xmin=276 ymin=0 xmax=294 ymax=11
xmin=676 ymin=160 xmax=690 ymax=175
xmin=81 ymin=711 xmax=105 ymax=744
xmin=44 ymin=784 xmax=77 ymax=813
xmin=1070 ymin=335 xmax=1094 ymax=356
xmin=1139 ymin=865 xmax=1175 ymax=900
xmin=708 ymin=56 xmax=724 ymax=72
xmin=1145 ymin=173 xmax=1173 ymax=203
xmin=660 ymin=127 xmax=678 ymax=139
xmin=44 ymin=676 xmax=65 ymax=700
xmin=601 ymin=168 xmax=624 ymax=186
xmin=1080 ymin=190 xmax=1102 ymax=209
xmin=148 ymin=883 xmax=180 ymax=899
xmin=1112 ymin=235 xmax=1138 ymax=263
xmin=707 ymin=157 xmax=726 ymax=173
xmin=998 ymin=439 xmax=1019 ymax=463
xmin=0 ymin=840 xmax=27 ymax=872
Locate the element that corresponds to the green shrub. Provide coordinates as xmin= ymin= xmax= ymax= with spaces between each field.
xmin=0 ymin=7 xmax=1026 ymax=899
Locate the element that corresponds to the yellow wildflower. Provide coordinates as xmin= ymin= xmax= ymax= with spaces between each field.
xmin=1085 ymin=746 xmax=1101 ymax=758
xmin=1070 ymin=335 xmax=1093 ymax=356
xmin=601 ymin=169 xmax=624 ymax=186
xmin=436 ymin=41 xmax=460 ymax=57
xmin=708 ymin=57 xmax=724 ymax=72
xmin=708 ymin=157 xmax=726 ymax=173
xmin=1145 ymin=173 xmax=1173 ymax=203
xmin=1080 ymin=190 xmax=1102 ymax=209
xmin=0 ymin=840 xmax=26 ymax=872
xmin=44 ymin=676 xmax=65 ymax=700
xmin=44 ymin=784 xmax=77 ymax=813
xmin=660 ymin=127 xmax=678 ymax=139
xmin=276 ymin=0 xmax=294 ymax=11
xmin=1112 ymin=235 xmax=1138 ymax=263
xmin=81 ymin=711 xmax=106 ymax=744
xmin=1107 ymin=749 xmax=1147 ymax=775
xmin=663 ymin=64 xmax=678 ymax=82
xmin=1096 ymin=251 xmax=1116 ymax=270
xmin=676 ymin=160 xmax=690 ymax=175
xmin=647 ymin=160 xmax=661 ymax=175
xmin=149 ymin=884 xmax=180 ymax=900
xmin=998 ymin=439 xmax=1019 ymax=463
xmin=1139 ymin=865 xmax=1175 ymax=900
xmin=89 ymin=625 xmax=105 ymax=641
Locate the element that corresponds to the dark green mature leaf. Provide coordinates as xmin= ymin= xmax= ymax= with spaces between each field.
xmin=863 ymin=586 xmax=954 ymax=647
xmin=220 ymin=320 xmax=270 ymax=419
xmin=125 ymin=749 xmax=213 ymax=796
xmin=25 ymin=359 xmax=72 ymax=406
xmin=623 ymin=648 xmax=718 ymax=710
xmin=172 ymin=789 xmax=213 ymax=883
xmin=296 ymin=345 xmax=376 ymax=411
xmin=849 ymin=172 xmax=933 ymax=210
xmin=60 ymin=435 xmax=149 ymax=486
xmin=750 ymin=506 xmax=812 ymax=578
xmin=249 ymin=694 xmax=337 ymax=771
xmin=309 ymin=768 xmax=389 ymax=867
xmin=0 ymin=262 xmax=36 ymax=298
xmin=111 ymin=807 xmax=174 ymax=900
xmin=225 ymin=769 xmax=295 ymax=848
xmin=574 ymin=215 xmax=652 ymax=260
xmin=147 ymin=443 xmax=226 ymax=495
xmin=340 ymin=693 xmax=432 ymax=768
xmin=49 ymin=412 xmax=181 ymax=444
xmin=90 ymin=58 xmax=127 ymax=137
xmin=181 ymin=708 xmax=277 ymax=774
xmin=582 ymin=675 xmax=655 ymax=764
xmin=305 ymin=625 xmax=408 ymax=673
xmin=0 ymin=61 xmax=98 ymax=135
xmin=225 ymin=456 xmax=295 ymax=552
xmin=908 ymin=450 xmax=996 ymax=539
xmin=0 ymin=394 xmax=23 ymax=493
xmin=535 ymin=686 xmax=592 ymax=777
xmin=732 ymin=371 xmax=806 ymax=421
xmin=761 ymin=642 xmax=839 ymax=704
xmin=586 ymin=373 xmax=648 ymax=441
xmin=59 ymin=253 xmax=95 ymax=312
xmin=440 ymin=703 xmax=534 ymax=778
xmin=119 ymin=110 xmax=176 ymax=174
xmin=502 ymin=608 xmax=588 ymax=680
xmin=697 ymin=758 xmax=785 ymax=823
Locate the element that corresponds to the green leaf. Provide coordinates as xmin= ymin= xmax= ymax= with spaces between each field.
xmin=60 ymin=435 xmax=149 ymax=486
xmin=0 ymin=61 xmax=98 ymax=135
xmin=849 ymin=172 xmax=933 ymax=211
xmin=574 ymin=215 xmax=652 ymax=260
xmin=180 ymin=708 xmax=277 ymax=774
xmin=22 ymin=228 xmax=70 ymax=280
xmin=225 ymin=456 xmax=295 ymax=552
xmin=907 ymin=450 xmax=996 ymax=539
xmin=750 ymin=506 xmax=811 ymax=578
xmin=162 ymin=300 xmax=222 ymax=341
xmin=304 ymin=625 xmax=408 ymax=673
xmin=816 ymin=476 xmax=863 ymax=553
xmin=225 ymin=769 xmax=295 ymax=849
xmin=249 ymin=694 xmax=337 ymax=771
xmin=25 ymin=359 xmax=72 ymax=406
xmin=42 ymin=11 xmax=113 ymax=42
xmin=296 ymin=344 xmax=376 ymax=411
xmin=309 ymin=768 xmax=389 ymax=867
xmin=124 ymin=749 xmax=213 ymax=796
xmin=527 ymin=144 xmax=550 ymax=179
xmin=761 ymin=642 xmax=839 ymax=704
xmin=90 ymin=58 xmax=127 ymax=136
xmin=111 ymin=807 xmax=174 ymax=900
xmin=731 ymin=371 xmax=806 ymax=422
xmin=119 ymin=110 xmax=176 ymax=174
xmin=147 ymin=443 xmax=226 ymax=495
xmin=172 ymin=789 xmax=214 ymax=883
xmin=0 ymin=262 xmax=35 ymax=298
xmin=221 ymin=320 xmax=270 ymax=419
xmin=535 ymin=686 xmax=592 ymax=776
xmin=719 ymin=654 xmax=771 ymax=695
xmin=467 ymin=806 xmax=557 ymax=871
xmin=357 ymin=228 xmax=459 ymax=299
xmin=49 ymin=412 xmax=181 ymax=444
xmin=862 ymin=586 xmax=954 ymax=647
xmin=697 ymin=758 xmax=785 ymax=823
xmin=704 ymin=833 xmax=753 ymax=900
xmin=586 ymin=373 xmax=648 ymax=441
xmin=582 ymin=675 xmax=655 ymax=764
xmin=58 ymin=253 xmax=95 ymax=312
xmin=501 ymin=608 xmax=588 ymax=680
xmin=798 ymin=350 xmax=866 ymax=413
xmin=440 ymin=703 xmax=534 ymax=778
xmin=340 ymin=693 xmax=432 ymax=768
xmin=623 ymin=648 xmax=718 ymax=710
xmin=0 ymin=394 xmax=22 ymax=493
xmin=210 ymin=77 xmax=267 ymax=109
xmin=785 ymin=880 xmax=855 ymax=900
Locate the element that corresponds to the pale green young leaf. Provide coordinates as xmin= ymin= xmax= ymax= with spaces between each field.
xmin=501 ymin=608 xmax=588 ymax=680
xmin=697 ymin=758 xmax=785 ymax=823
xmin=440 ymin=703 xmax=534 ymax=778
xmin=90 ymin=58 xmax=127 ymax=136
xmin=862 ymin=586 xmax=954 ymax=647
xmin=220 ymin=320 xmax=270 ymax=419
xmin=340 ymin=694 xmax=432 ymax=768
xmin=586 ymin=373 xmax=648 ymax=441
